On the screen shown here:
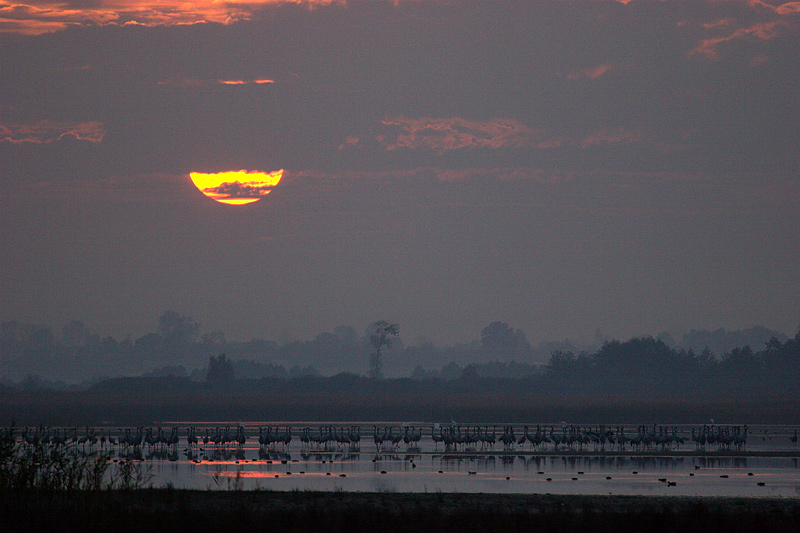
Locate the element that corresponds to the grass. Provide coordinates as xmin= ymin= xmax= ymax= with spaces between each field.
xmin=0 ymin=426 xmax=152 ymax=491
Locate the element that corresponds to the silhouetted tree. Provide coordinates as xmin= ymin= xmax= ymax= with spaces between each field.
xmin=207 ymin=353 xmax=234 ymax=384
xmin=480 ymin=321 xmax=531 ymax=358
xmin=158 ymin=311 xmax=199 ymax=346
xmin=334 ymin=324 xmax=358 ymax=346
xmin=62 ymin=320 xmax=88 ymax=347
xmin=368 ymin=320 xmax=399 ymax=379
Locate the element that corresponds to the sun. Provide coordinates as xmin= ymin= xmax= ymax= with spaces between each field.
xmin=189 ymin=169 xmax=284 ymax=205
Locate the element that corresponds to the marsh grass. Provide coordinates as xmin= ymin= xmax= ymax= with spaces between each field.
xmin=0 ymin=426 xmax=152 ymax=491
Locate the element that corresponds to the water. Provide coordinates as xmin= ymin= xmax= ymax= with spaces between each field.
xmin=146 ymin=450 xmax=799 ymax=496
xmin=24 ymin=422 xmax=800 ymax=496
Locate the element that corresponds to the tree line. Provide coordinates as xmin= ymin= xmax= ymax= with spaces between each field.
xmin=2 ymin=312 xmax=796 ymax=399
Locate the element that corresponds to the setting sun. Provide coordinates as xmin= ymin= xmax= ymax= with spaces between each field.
xmin=189 ymin=169 xmax=283 ymax=205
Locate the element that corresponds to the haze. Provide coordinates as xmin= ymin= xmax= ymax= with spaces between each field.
xmin=2 ymin=0 xmax=798 ymax=349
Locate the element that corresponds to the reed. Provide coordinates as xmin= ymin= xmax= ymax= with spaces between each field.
xmin=0 ymin=426 xmax=152 ymax=491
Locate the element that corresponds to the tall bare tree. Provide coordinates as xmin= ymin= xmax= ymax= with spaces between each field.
xmin=368 ymin=320 xmax=399 ymax=379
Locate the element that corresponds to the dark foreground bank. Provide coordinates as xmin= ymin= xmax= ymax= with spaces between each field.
xmin=4 ymin=490 xmax=799 ymax=532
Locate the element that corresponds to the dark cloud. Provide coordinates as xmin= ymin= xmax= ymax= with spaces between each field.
xmin=207 ymin=181 xmax=276 ymax=199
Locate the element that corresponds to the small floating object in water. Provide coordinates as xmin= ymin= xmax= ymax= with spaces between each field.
xmin=606 ymin=476 xmax=612 ymax=480
xmin=632 ymin=471 xmax=638 ymax=475
xmin=468 ymin=471 xmax=476 ymax=475
xmin=381 ymin=471 xmax=387 ymax=474
xmin=286 ymin=471 xmax=291 ymax=475
xmin=546 ymin=478 xmax=552 ymax=481
xmin=572 ymin=477 xmax=578 ymax=481
xmin=438 ymin=470 xmax=443 ymax=474
xmin=689 ymin=473 xmax=694 ymax=476
xmin=537 ymin=471 xmax=544 ymax=475
xmin=658 ymin=478 xmax=667 ymax=483
xmin=748 ymin=472 xmax=754 ymax=476
xmin=299 ymin=471 xmax=305 ymax=474
xmin=326 ymin=472 xmax=331 ymax=476
xmin=274 ymin=474 xmax=279 ymax=478
xmin=757 ymin=482 xmax=766 ymax=486
xmin=667 ymin=481 xmax=676 ymax=487
xmin=506 ymin=477 xmax=510 ymax=480
xmin=577 ymin=471 xmax=584 ymax=475
xmin=720 ymin=475 xmax=729 ymax=478
xmin=339 ymin=474 xmax=346 ymax=477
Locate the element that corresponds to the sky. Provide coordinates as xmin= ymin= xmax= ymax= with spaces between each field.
xmin=1 ymin=0 xmax=798 ymax=348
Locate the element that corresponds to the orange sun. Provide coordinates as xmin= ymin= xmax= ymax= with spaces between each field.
xmin=189 ymin=169 xmax=283 ymax=205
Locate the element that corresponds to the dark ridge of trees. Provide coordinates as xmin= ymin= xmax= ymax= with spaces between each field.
xmin=88 ymin=376 xmax=199 ymax=394
xmin=63 ymin=333 xmax=799 ymax=406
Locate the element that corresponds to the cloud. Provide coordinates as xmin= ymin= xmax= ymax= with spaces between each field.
xmin=0 ymin=121 xmax=105 ymax=144
xmin=377 ymin=117 xmax=559 ymax=153
xmin=157 ymin=78 xmax=275 ymax=88
xmin=690 ymin=19 xmax=793 ymax=60
xmin=0 ymin=0 xmax=340 ymax=35
xmin=566 ymin=64 xmax=614 ymax=80
xmin=219 ymin=79 xmax=275 ymax=85
xmin=363 ymin=118 xmax=641 ymax=155
xmin=207 ymin=181 xmax=274 ymax=198
xmin=434 ymin=167 xmax=576 ymax=185
xmin=580 ymin=128 xmax=640 ymax=149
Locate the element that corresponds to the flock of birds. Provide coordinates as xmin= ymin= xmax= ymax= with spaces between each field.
xmin=5 ymin=423 xmax=798 ymax=459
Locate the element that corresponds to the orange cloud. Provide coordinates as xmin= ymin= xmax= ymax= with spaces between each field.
xmin=0 ymin=1 xmax=335 ymax=35
xmin=690 ymin=19 xmax=791 ymax=60
xmin=0 ymin=120 xmax=105 ymax=144
xmin=220 ymin=79 xmax=275 ymax=85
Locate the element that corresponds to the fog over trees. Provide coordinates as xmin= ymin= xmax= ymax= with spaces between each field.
xmin=1 ymin=311 xmax=797 ymax=399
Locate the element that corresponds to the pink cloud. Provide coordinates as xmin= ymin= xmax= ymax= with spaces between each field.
xmin=0 ymin=1 xmax=335 ymax=35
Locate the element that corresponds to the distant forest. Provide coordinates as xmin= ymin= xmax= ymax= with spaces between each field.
xmin=1 ymin=312 xmax=797 ymax=401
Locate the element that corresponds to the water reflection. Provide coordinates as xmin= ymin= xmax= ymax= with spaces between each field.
xmin=7 ymin=422 xmax=800 ymax=495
